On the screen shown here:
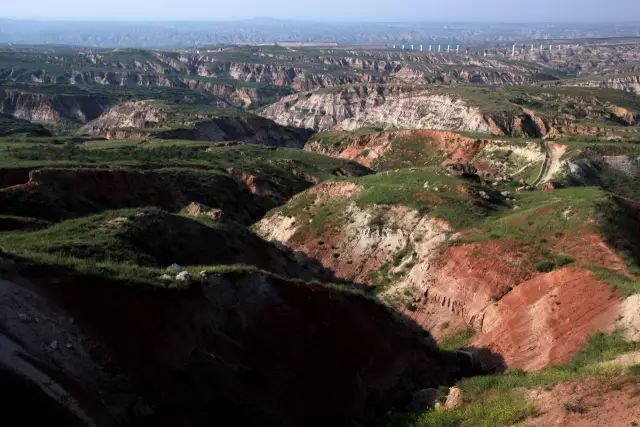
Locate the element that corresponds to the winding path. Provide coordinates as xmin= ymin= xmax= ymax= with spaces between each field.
xmin=532 ymin=141 xmax=567 ymax=187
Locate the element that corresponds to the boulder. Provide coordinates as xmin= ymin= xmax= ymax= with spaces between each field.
xmin=444 ymin=386 xmax=462 ymax=410
xmin=618 ymin=294 xmax=640 ymax=342
xmin=176 ymin=271 xmax=190 ymax=282
xmin=541 ymin=182 xmax=556 ymax=191
xmin=184 ymin=202 xmax=225 ymax=222
xmin=446 ymin=163 xmax=478 ymax=178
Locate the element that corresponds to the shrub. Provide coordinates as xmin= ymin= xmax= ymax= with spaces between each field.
xmin=628 ymin=364 xmax=640 ymax=375
xmin=556 ymin=255 xmax=575 ymax=267
xmin=535 ymin=260 xmax=555 ymax=273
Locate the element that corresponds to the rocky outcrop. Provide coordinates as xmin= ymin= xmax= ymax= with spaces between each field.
xmin=82 ymin=101 xmax=313 ymax=147
xmin=609 ymin=104 xmax=639 ymax=126
xmin=560 ymin=74 xmax=640 ymax=95
xmin=183 ymin=78 xmax=291 ymax=108
xmin=474 ymin=267 xmax=621 ymax=371
xmin=163 ymin=116 xmax=312 ymax=147
xmin=256 ymin=190 xmax=450 ymax=286
xmin=3 ymin=68 xmax=175 ymax=87
xmin=305 ymin=129 xmax=491 ymax=170
xmin=260 ymin=85 xmax=493 ymax=133
xmin=183 ymin=201 xmax=224 ymax=222
xmin=618 ymin=294 xmax=640 ymax=342
xmin=256 ymin=179 xmax=627 ymax=371
xmin=0 ymin=88 xmax=113 ymax=124
xmin=193 ymin=61 xmax=376 ymax=91
xmin=559 ymin=151 xmax=640 ymax=200
xmin=260 ymin=84 xmax=563 ymax=138
xmin=485 ymin=108 xmax=557 ymax=138
xmin=80 ymin=101 xmax=172 ymax=130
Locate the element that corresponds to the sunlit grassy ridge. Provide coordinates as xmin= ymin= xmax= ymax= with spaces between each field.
xmin=456 ymin=186 xmax=640 ymax=294
xmin=0 ymin=138 xmax=370 ymax=179
xmin=0 ymin=207 xmax=297 ymax=287
xmin=384 ymin=331 xmax=640 ymax=427
xmin=273 ymin=166 xmax=503 ymax=235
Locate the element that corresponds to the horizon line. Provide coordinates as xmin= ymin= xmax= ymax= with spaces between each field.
xmin=2 ymin=16 xmax=640 ymax=24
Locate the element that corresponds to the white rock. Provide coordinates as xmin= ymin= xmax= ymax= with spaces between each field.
xmin=445 ymin=386 xmax=462 ymax=410
xmin=160 ymin=274 xmax=172 ymax=281
xmin=176 ymin=271 xmax=190 ymax=282
xmin=618 ymin=294 xmax=640 ymax=342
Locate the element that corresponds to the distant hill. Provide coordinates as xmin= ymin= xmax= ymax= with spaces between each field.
xmin=1 ymin=19 xmax=640 ymax=48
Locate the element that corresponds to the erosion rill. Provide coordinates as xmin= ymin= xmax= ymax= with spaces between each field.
xmin=0 ymin=32 xmax=640 ymax=427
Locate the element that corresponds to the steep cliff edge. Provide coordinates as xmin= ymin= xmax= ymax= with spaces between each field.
xmin=254 ymin=171 xmax=636 ymax=371
xmin=304 ymin=128 xmax=548 ymax=186
xmin=0 ymin=87 xmax=113 ymax=124
xmin=81 ymin=101 xmax=313 ymax=147
xmin=260 ymin=84 xmax=640 ymax=138
xmin=260 ymin=85 xmax=493 ymax=134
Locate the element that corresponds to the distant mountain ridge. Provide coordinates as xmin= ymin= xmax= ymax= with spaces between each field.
xmin=1 ymin=19 xmax=640 ymax=48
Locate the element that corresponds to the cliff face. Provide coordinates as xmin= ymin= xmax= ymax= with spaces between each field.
xmin=260 ymin=85 xmax=493 ymax=133
xmin=193 ymin=61 xmax=376 ymax=91
xmin=305 ymin=129 xmax=493 ymax=171
xmin=183 ymin=78 xmax=291 ymax=108
xmin=80 ymin=101 xmax=173 ymax=130
xmin=1 ymin=68 xmax=175 ymax=87
xmin=560 ymin=75 xmax=640 ymax=95
xmin=261 ymin=83 xmax=639 ymax=138
xmin=259 ymin=84 xmax=562 ymax=137
xmin=0 ymin=88 xmax=113 ymax=124
xmin=82 ymin=101 xmax=313 ymax=147
xmin=254 ymin=173 xmax=630 ymax=371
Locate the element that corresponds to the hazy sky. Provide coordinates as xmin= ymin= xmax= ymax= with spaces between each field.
xmin=2 ymin=0 xmax=640 ymax=22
